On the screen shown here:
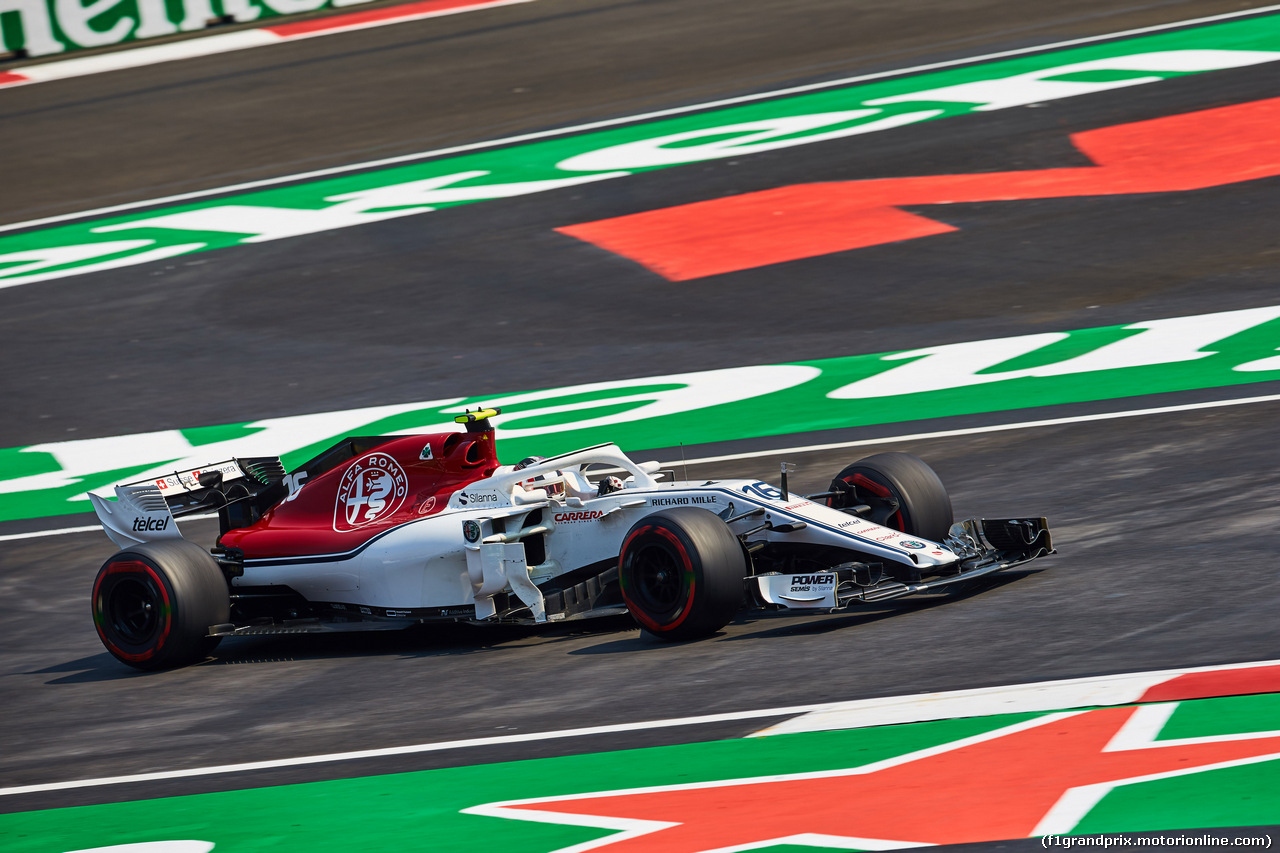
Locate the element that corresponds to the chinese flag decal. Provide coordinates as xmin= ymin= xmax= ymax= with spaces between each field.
xmin=557 ymin=98 xmax=1280 ymax=281
xmin=465 ymin=703 xmax=1280 ymax=851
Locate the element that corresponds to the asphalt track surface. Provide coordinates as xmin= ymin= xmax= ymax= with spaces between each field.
xmin=2 ymin=0 xmax=1279 ymax=826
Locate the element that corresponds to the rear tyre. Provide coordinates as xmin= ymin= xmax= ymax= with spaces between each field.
xmin=92 ymin=540 xmax=230 ymax=670
xmin=619 ymin=508 xmax=746 ymax=641
xmin=827 ymin=452 xmax=953 ymax=542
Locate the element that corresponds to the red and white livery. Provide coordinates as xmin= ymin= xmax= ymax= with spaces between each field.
xmin=88 ymin=409 xmax=1054 ymax=669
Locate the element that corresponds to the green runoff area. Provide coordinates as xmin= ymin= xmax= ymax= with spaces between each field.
xmin=2 ymin=692 xmax=1278 ymax=851
xmin=2 ymin=304 xmax=1279 ymax=525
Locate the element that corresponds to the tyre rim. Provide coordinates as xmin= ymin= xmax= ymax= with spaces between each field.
xmin=631 ymin=545 xmax=684 ymax=612
xmin=106 ymin=577 xmax=162 ymax=644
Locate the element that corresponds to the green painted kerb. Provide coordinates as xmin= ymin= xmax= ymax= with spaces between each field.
xmin=1 ymin=694 xmax=1277 ymax=852
xmin=2 ymin=304 xmax=1279 ymax=525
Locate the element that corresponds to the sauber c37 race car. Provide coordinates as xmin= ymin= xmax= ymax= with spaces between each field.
xmin=88 ymin=409 xmax=1054 ymax=669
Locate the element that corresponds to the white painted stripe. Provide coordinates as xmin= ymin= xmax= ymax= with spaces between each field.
xmin=8 ymin=392 xmax=1280 ymax=543
xmin=3 ymin=3 xmax=1278 ymax=232
xmin=0 ymin=524 xmax=101 ymax=542
xmin=751 ymin=679 xmax=1171 ymax=738
xmin=0 ymin=513 xmax=214 ymax=543
xmin=585 ymin=393 xmax=1280 ymax=478
xmin=0 ymin=706 xmax=832 ymax=797
xmin=1 ymin=658 xmax=1275 ymax=798
xmin=748 ymin=659 xmax=1280 ymax=738
xmin=11 ymin=31 xmax=280 ymax=83
xmin=671 ymin=393 xmax=1280 ymax=469
xmin=1033 ymin=744 xmax=1280 ymax=836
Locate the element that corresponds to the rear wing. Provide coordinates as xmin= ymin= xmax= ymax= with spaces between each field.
xmin=90 ymin=457 xmax=287 ymax=549
xmin=147 ymin=459 xmax=247 ymax=508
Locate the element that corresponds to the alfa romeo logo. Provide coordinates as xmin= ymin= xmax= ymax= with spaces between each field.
xmin=333 ymin=452 xmax=408 ymax=532
xmin=898 ymin=540 xmax=926 ymax=549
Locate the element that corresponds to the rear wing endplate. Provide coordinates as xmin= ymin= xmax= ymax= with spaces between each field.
xmin=89 ymin=484 xmax=183 ymax=550
xmin=91 ymin=457 xmax=287 ymax=548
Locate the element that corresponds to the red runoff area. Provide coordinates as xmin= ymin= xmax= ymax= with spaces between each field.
xmin=502 ymin=704 xmax=1280 ymax=851
xmin=1141 ymin=663 xmax=1280 ymax=703
xmin=558 ymin=97 xmax=1280 ymax=280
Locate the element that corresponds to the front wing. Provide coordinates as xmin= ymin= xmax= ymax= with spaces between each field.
xmin=754 ymin=516 xmax=1053 ymax=609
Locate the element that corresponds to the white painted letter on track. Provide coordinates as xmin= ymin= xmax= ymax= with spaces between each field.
xmin=556 ymin=111 xmax=942 ymax=172
xmin=867 ymin=50 xmax=1280 ymax=112
xmin=829 ymin=306 xmax=1280 ymax=399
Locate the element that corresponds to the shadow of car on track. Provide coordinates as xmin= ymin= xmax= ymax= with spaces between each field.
xmin=42 ymin=571 xmax=1039 ymax=675
xmin=723 ymin=569 xmax=1039 ymax=641
xmin=198 ymin=612 xmax=643 ymax=668
xmin=567 ymin=570 xmax=1040 ymax=654
xmin=29 ymin=615 xmax=645 ymax=680
xmin=29 ymin=653 xmax=161 ymax=684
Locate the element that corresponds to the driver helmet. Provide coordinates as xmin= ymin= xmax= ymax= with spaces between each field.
xmin=513 ymin=456 xmax=565 ymax=498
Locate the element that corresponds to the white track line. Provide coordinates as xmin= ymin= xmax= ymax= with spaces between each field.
xmin=0 ymin=513 xmax=213 ymax=543
xmin=751 ymin=660 xmax=1280 ymax=738
xmin=9 ymin=30 xmax=279 ymax=83
xmin=3 ymin=3 xmax=1279 ymax=234
xmin=0 ymin=524 xmax=102 ymax=542
xmin=3 ymin=658 xmax=1277 ymax=798
xmin=668 ymin=392 xmax=1280 ymax=468
xmin=0 ymin=706 xmax=838 ymax=798
xmin=6 ymin=392 xmax=1278 ymax=543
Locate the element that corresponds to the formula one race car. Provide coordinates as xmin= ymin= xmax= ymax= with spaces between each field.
xmin=88 ymin=409 xmax=1053 ymax=669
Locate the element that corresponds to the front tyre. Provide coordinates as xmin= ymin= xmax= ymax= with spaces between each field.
xmin=92 ymin=540 xmax=230 ymax=670
xmin=827 ymin=452 xmax=953 ymax=542
xmin=619 ymin=508 xmax=746 ymax=641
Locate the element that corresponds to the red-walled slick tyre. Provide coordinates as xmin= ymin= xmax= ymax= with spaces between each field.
xmin=92 ymin=540 xmax=230 ymax=670
xmin=827 ymin=452 xmax=953 ymax=542
xmin=618 ymin=508 xmax=746 ymax=641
